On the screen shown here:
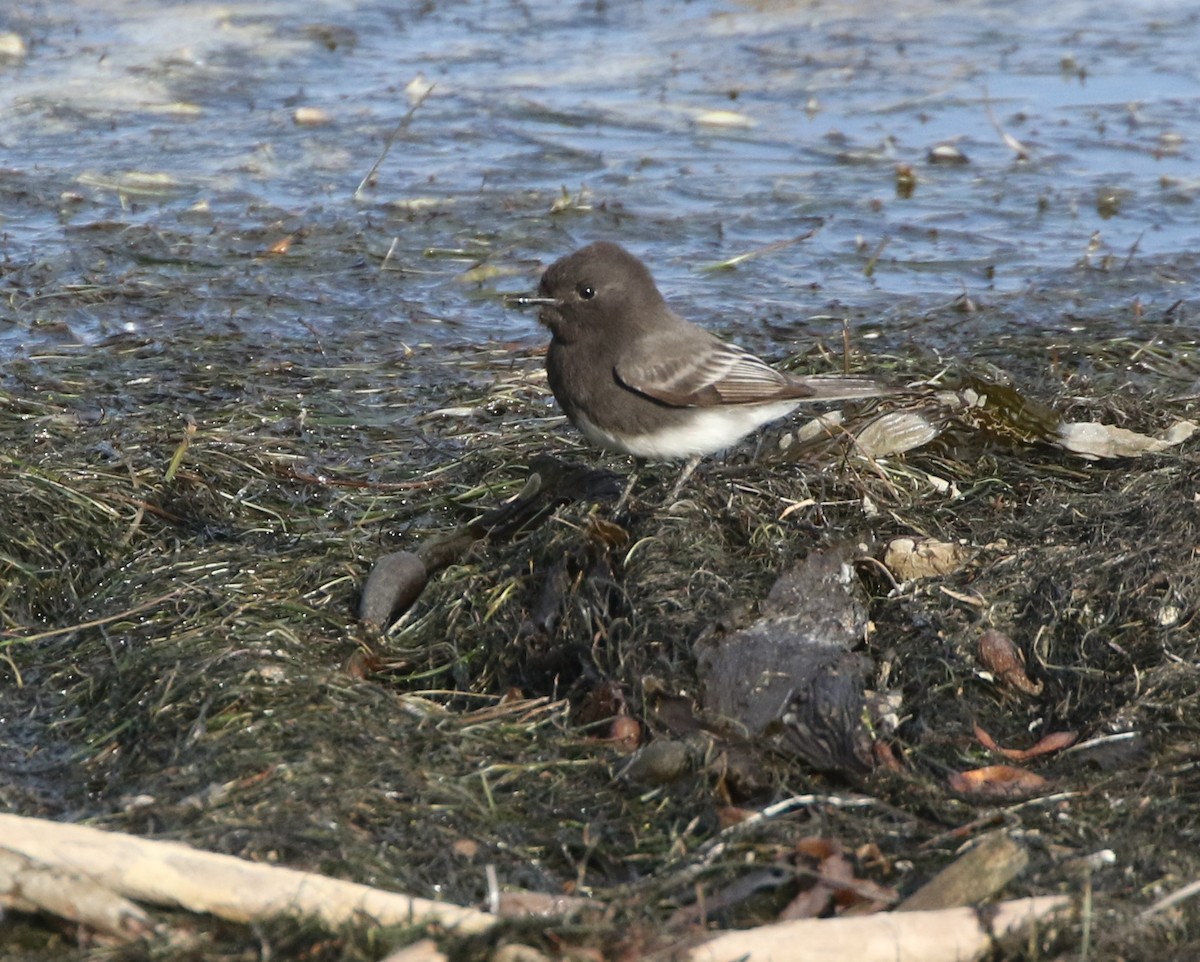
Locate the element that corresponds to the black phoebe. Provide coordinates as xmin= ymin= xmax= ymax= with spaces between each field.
xmin=517 ymin=241 xmax=890 ymax=501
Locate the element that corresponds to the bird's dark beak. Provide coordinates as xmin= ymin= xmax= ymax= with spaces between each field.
xmin=505 ymin=293 xmax=561 ymax=330
xmin=504 ymin=294 xmax=558 ymax=309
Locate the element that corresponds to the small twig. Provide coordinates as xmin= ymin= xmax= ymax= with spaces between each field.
xmin=982 ymin=85 xmax=1029 ymax=160
xmin=691 ymin=794 xmax=880 ymax=868
xmin=1121 ymin=230 xmax=1144 ymax=271
xmin=381 ymin=236 xmax=401 ymax=272
xmin=699 ymin=228 xmax=821 ymax=272
xmin=862 ymin=236 xmax=889 ymax=278
xmin=355 ymin=83 xmax=436 ymax=199
xmin=1141 ymin=877 xmax=1200 ymax=918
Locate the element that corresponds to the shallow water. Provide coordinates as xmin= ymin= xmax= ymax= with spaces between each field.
xmin=1 ymin=0 xmax=1198 ymax=361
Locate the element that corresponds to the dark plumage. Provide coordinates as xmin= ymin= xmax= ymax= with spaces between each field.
xmin=517 ymin=241 xmax=892 ymax=500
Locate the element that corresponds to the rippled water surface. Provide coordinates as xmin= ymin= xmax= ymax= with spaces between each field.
xmin=2 ymin=0 xmax=1198 ymax=359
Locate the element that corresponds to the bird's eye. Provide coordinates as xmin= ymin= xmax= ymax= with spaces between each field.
xmin=576 ymin=283 xmax=595 ymax=300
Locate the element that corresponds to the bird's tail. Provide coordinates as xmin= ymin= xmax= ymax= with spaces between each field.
xmin=786 ymin=374 xmax=900 ymax=403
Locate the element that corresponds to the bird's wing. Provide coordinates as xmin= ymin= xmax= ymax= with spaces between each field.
xmin=615 ymin=329 xmax=795 ymax=408
xmin=616 ymin=328 xmax=890 ymax=409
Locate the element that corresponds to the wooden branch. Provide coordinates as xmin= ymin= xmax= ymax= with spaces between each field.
xmin=0 ymin=813 xmax=1070 ymax=962
xmin=0 ymin=846 xmax=154 ymax=940
xmin=684 ymin=895 xmax=1070 ymax=962
xmin=0 ymin=814 xmax=493 ymax=934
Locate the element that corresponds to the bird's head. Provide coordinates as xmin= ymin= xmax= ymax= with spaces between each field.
xmin=516 ymin=241 xmax=666 ymax=345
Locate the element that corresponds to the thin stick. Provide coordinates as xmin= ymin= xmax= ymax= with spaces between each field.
xmin=982 ymin=85 xmax=1029 ymax=160
xmin=355 ymin=84 xmax=436 ymax=199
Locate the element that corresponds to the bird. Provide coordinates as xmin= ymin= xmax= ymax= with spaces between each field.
xmin=515 ymin=241 xmax=891 ymax=506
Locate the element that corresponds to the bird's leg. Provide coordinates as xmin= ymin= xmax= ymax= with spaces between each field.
xmin=613 ymin=458 xmax=643 ymax=513
xmin=668 ymin=455 xmax=703 ymax=500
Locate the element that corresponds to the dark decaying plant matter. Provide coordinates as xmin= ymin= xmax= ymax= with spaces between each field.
xmin=4 ymin=316 xmax=1200 ymax=960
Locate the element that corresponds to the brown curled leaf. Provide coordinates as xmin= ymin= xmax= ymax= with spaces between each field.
xmin=949 ymin=765 xmax=1050 ymax=799
xmin=978 ymin=628 xmax=1043 ymax=695
xmin=973 ymin=724 xmax=1077 ymax=761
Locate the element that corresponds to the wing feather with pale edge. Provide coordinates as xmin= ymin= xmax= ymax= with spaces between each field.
xmin=615 ymin=326 xmax=886 ymax=408
xmin=617 ymin=337 xmax=792 ymax=407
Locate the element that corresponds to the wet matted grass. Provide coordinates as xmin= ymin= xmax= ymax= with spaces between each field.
xmin=3 ymin=311 xmax=1200 ymax=961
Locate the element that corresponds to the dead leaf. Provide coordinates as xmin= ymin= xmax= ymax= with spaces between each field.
xmin=854 ymin=411 xmax=942 ymax=457
xmin=977 ymin=628 xmax=1042 ymax=695
xmin=1055 ymin=419 xmax=1196 ymax=459
xmin=949 ymin=765 xmax=1050 ymax=799
xmin=780 ymin=882 xmax=834 ymax=920
xmin=715 ymin=806 xmax=756 ymax=829
xmin=585 ymin=516 xmax=630 ymax=549
xmin=973 ymin=724 xmax=1078 ymax=761
xmin=884 ymin=537 xmax=973 ymax=581
xmin=451 ymin=838 xmax=479 ymax=859
xmin=607 ymin=715 xmax=642 ymax=754
xmin=495 ymin=890 xmax=599 ymax=919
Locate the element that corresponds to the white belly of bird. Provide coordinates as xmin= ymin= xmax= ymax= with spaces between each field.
xmin=574 ymin=399 xmax=802 ymax=460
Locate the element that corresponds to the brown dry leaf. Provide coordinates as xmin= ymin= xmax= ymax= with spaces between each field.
xmin=795 ymin=837 xmax=842 ymax=861
xmin=843 ymin=876 xmax=901 ymax=911
xmin=872 ymin=740 xmax=905 ymax=772
xmin=884 ymin=537 xmax=973 ymax=581
xmin=781 ymin=838 xmax=843 ymax=920
xmin=607 ymin=715 xmax=642 ymax=753
xmin=344 ymin=648 xmax=383 ymax=681
xmin=780 ymin=882 xmax=834 ymax=920
xmin=1056 ymin=419 xmax=1196 ymax=459
xmin=973 ymin=723 xmax=1077 ymax=761
xmin=715 ymin=806 xmax=756 ymax=829
xmin=495 ymin=890 xmax=599 ymax=919
xmin=787 ymin=837 xmax=897 ymax=917
xmin=497 ymin=687 xmax=526 ymax=706
xmin=949 ymin=765 xmax=1050 ymax=799
xmin=822 ymin=851 xmax=859 ymax=908
xmin=973 ymin=723 xmax=1004 ymax=754
xmin=575 ymin=679 xmax=628 ymax=728
xmin=1021 ymin=730 xmax=1079 ymax=756
xmin=585 ymin=516 xmax=630 ymax=549
xmin=450 ymin=838 xmax=479 ymax=859
xmin=978 ymin=628 xmax=1042 ymax=695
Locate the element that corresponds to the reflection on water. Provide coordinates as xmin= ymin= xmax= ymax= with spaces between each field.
xmin=1 ymin=0 xmax=1197 ymax=355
